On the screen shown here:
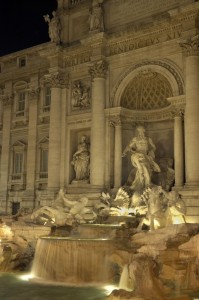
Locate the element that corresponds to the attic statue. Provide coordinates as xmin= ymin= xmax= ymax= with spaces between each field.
xmin=43 ymin=11 xmax=61 ymax=45
xmin=122 ymin=125 xmax=160 ymax=191
xmin=89 ymin=0 xmax=104 ymax=32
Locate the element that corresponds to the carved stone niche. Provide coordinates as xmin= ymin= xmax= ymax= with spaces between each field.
xmin=70 ymin=130 xmax=90 ymax=185
xmin=71 ymin=79 xmax=91 ymax=110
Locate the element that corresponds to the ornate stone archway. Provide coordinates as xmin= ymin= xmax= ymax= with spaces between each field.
xmin=105 ymin=60 xmax=185 ymax=189
xmin=111 ymin=59 xmax=185 ymax=108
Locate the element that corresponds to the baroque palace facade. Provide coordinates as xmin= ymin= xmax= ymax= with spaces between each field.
xmin=0 ymin=0 xmax=199 ymax=221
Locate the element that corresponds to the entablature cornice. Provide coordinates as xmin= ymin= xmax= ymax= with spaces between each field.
xmin=106 ymin=6 xmax=198 ymax=57
xmin=67 ymin=112 xmax=91 ymax=125
xmin=81 ymin=32 xmax=108 ymax=47
xmin=63 ymin=49 xmax=92 ymax=67
xmin=38 ymin=45 xmax=63 ymax=59
xmin=105 ymin=100 xmax=185 ymax=123
xmin=106 ymin=24 xmax=183 ymax=57
xmin=167 ymin=95 xmax=185 ymax=107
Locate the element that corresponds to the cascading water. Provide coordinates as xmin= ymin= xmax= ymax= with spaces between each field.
xmin=31 ymin=236 xmax=116 ymax=284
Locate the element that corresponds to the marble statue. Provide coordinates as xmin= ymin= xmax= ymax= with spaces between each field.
xmin=89 ymin=1 xmax=104 ymax=32
xmin=122 ymin=125 xmax=160 ymax=191
xmin=71 ymin=135 xmax=90 ymax=182
xmin=31 ymin=189 xmax=91 ymax=226
xmin=72 ymin=81 xmax=90 ymax=109
xmin=43 ymin=11 xmax=61 ymax=45
xmin=94 ymin=192 xmax=112 ymax=219
xmin=137 ymin=185 xmax=186 ymax=230
xmin=110 ymin=187 xmax=134 ymax=216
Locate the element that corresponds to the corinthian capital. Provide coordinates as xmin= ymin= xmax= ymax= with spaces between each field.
xmin=171 ymin=106 xmax=185 ymax=119
xmin=180 ymin=35 xmax=199 ymax=57
xmin=88 ymin=60 xmax=108 ymax=79
xmin=28 ymin=88 xmax=40 ymax=101
xmin=44 ymin=72 xmax=69 ymax=88
xmin=1 ymin=93 xmax=14 ymax=106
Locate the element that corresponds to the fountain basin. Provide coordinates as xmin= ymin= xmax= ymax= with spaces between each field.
xmin=31 ymin=236 xmax=117 ymax=284
xmin=76 ymin=223 xmax=123 ymax=239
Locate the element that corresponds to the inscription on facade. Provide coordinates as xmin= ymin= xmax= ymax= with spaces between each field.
xmin=107 ymin=30 xmax=181 ymax=56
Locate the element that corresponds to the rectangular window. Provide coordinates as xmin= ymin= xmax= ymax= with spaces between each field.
xmin=13 ymin=152 xmax=23 ymax=174
xmin=43 ymin=87 xmax=51 ymax=112
xmin=19 ymin=57 xmax=26 ymax=68
xmin=16 ymin=91 xmax=25 ymax=116
xmin=40 ymin=149 xmax=48 ymax=173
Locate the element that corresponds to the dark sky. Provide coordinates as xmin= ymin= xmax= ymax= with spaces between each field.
xmin=0 ymin=0 xmax=57 ymax=56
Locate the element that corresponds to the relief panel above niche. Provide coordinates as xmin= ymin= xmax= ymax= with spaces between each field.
xmin=104 ymin=0 xmax=195 ymax=30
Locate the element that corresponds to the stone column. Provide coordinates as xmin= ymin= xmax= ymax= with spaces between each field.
xmin=60 ymin=84 xmax=69 ymax=188
xmin=46 ymin=72 xmax=68 ymax=192
xmin=89 ymin=60 xmax=108 ymax=187
xmin=113 ymin=118 xmax=122 ymax=188
xmin=104 ymin=116 xmax=110 ymax=188
xmin=26 ymin=88 xmax=39 ymax=204
xmin=0 ymin=93 xmax=13 ymax=211
xmin=180 ymin=35 xmax=199 ymax=187
xmin=174 ymin=111 xmax=184 ymax=187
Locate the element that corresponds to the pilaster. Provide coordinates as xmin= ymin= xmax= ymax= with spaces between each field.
xmin=180 ymin=35 xmax=199 ymax=187
xmin=46 ymin=71 xmax=69 ymax=191
xmin=89 ymin=60 xmax=108 ymax=187
xmin=173 ymin=109 xmax=185 ymax=188
xmin=26 ymin=87 xmax=39 ymax=204
xmin=112 ymin=118 xmax=122 ymax=189
xmin=0 ymin=93 xmax=13 ymax=211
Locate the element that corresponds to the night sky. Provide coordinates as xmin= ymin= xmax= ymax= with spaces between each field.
xmin=0 ymin=0 xmax=57 ymax=56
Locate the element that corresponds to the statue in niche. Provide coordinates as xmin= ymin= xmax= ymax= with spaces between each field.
xmin=122 ymin=125 xmax=160 ymax=191
xmin=71 ymin=135 xmax=90 ymax=182
xmin=89 ymin=1 xmax=104 ymax=32
xmin=43 ymin=11 xmax=61 ymax=45
xmin=72 ymin=81 xmax=90 ymax=109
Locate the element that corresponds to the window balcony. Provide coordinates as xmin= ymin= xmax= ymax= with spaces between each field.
xmin=12 ymin=110 xmax=28 ymax=127
xmin=39 ymin=105 xmax=50 ymax=123
xmin=8 ymin=173 xmax=26 ymax=190
xmin=39 ymin=172 xmax=48 ymax=179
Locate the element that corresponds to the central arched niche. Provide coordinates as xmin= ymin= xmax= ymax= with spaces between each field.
xmin=121 ymin=69 xmax=173 ymax=110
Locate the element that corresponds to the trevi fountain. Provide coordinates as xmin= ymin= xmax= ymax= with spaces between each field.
xmin=0 ymin=125 xmax=199 ymax=300
xmin=1 ymin=0 xmax=199 ymax=299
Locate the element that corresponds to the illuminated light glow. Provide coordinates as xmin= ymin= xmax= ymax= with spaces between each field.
xmin=18 ymin=273 xmax=34 ymax=281
xmin=103 ymin=285 xmax=118 ymax=295
xmin=154 ymin=219 xmax=160 ymax=229
xmin=172 ymin=215 xmax=184 ymax=224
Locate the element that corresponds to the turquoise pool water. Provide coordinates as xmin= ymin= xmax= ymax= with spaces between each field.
xmin=0 ymin=273 xmax=113 ymax=300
